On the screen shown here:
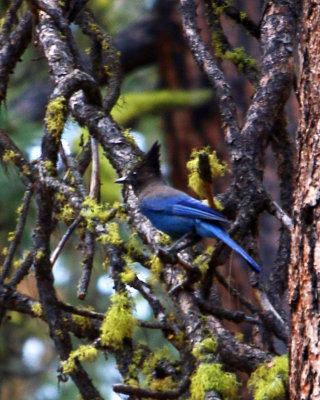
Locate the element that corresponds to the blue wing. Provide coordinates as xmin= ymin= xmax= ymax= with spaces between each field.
xmin=140 ymin=195 xmax=229 ymax=224
xmin=172 ymin=197 xmax=229 ymax=224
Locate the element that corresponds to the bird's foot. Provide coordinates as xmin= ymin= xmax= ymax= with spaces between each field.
xmin=157 ymin=247 xmax=178 ymax=264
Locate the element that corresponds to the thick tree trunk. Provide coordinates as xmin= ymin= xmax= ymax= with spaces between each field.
xmin=289 ymin=1 xmax=320 ymax=398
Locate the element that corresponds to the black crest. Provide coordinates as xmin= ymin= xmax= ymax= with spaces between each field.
xmin=132 ymin=141 xmax=161 ymax=177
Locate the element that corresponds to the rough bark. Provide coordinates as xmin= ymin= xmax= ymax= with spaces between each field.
xmin=289 ymin=1 xmax=320 ymax=399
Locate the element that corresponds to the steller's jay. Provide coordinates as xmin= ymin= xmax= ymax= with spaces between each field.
xmin=115 ymin=142 xmax=261 ymax=273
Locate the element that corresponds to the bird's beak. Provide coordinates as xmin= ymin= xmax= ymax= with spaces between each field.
xmin=115 ymin=176 xmax=129 ymax=184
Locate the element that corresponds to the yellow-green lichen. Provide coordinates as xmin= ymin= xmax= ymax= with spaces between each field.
xmin=113 ymin=201 xmax=128 ymax=221
xmin=43 ymin=160 xmax=56 ymax=175
xmin=13 ymin=258 xmax=24 ymax=269
xmin=104 ymin=65 xmax=114 ymax=77
xmin=235 ymin=332 xmax=244 ymax=342
xmin=211 ymin=0 xmax=228 ymax=17
xmin=190 ymin=363 xmax=239 ymax=400
xmin=150 ymin=376 xmax=176 ymax=391
xmin=102 ymin=255 xmax=110 ymax=270
xmin=100 ymin=292 xmax=136 ymax=349
xmin=120 ymin=264 xmax=136 ymax=284
xmin=31 ymin=302 xmax=43 ymax=317
xmin=248 ymin=355 xmax=289 ymax=400
xmin=127 ymin=347 xmax=144 ymax=382
xmin=2 ymin=247 xmax=8 ymax=256
xmin=148 ymin=254 xmax=163 ymax=283
xmin=98 ymin=222 xmax=122 ymax=246
xmin=80 ymin=197 xmax=113 ymax=231
xmin=2 ymin=149 xmax=17 ymax=163
xmin=213 ymin=198 xmax=224 ymax=211
xmin=35 ymin=250 xmax=45 ymax=260
xmin=45 ymin=96 xmax=67 ymax=138
xmin=58 ymin=203 xmax=76 ymax=223
xmin=123 ymin=129 xmax=136 ymax=147
xmin=142 ymin=346 xmax=174 ymax=389
xmin=126 ymin=378 xmax=139 ymax=388
xmin=8 ymin=231 xmax=16 ymax=242
xmin=187 ymin=147 xmax=228 ymax=199
xmin=22 ymin=165 xmax=31 ymax=176
xmin=72 ymin=313 xmax=92 ymax=330
xmin=192 ymin=338 xmax=218 ymax=360
xmin=126 ymin=233 xmax=143 ymax=258
xmin=157 ymin=232 xmax=172 ymax=246
xmin=194 ymin=246 xmax=215 ymax=277
xmin=16 ymin=204 xmax=23 ymax=215
xmin=61 ymin=345 xmax=98 ymax=374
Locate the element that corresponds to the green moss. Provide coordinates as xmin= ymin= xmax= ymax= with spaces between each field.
xmin=100 ymin=292 xmax=136 ymax=349
xmin=192 ymin=338 xmax=218 ymax=360
xmin=212 ymin=31 xmax=258 ymax=75
xmin=112 ymin=90 xmax=211 ymax=126
xmin=187 ymin=147 xmax=228 ymax=199
xmin=248 ymin=355 xmax=289 ymax=400
xmin=45 ymin=96 xmax=67 ymax=139
xmin=212 ymin=32 xmax=224 ymax=59
xmin=224 ymin=47 xmax=258 ymax=72
xmin=61 ymin=345 xmax=98 ymax=374
xmin=239 ymin=11 xmax=246 ymax=20
xmin=190 ymin=363 xmax=239 ymax=400
xmin=31 ymin=302 xmax=43 ymax=317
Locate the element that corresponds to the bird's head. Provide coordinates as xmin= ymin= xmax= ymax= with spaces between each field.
xmin=115 ymin=141 xmax=163 ymax=194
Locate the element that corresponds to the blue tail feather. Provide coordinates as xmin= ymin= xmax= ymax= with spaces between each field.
xmin=195 ymin=221 xmax=261 ymax=273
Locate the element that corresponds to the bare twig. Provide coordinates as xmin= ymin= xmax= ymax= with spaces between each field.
xmin=50 ymin=216 xmax=82 ymax=266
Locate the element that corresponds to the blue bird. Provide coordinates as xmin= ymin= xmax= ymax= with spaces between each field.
xmin=116 ymin=142 xmax=261 ymax=273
